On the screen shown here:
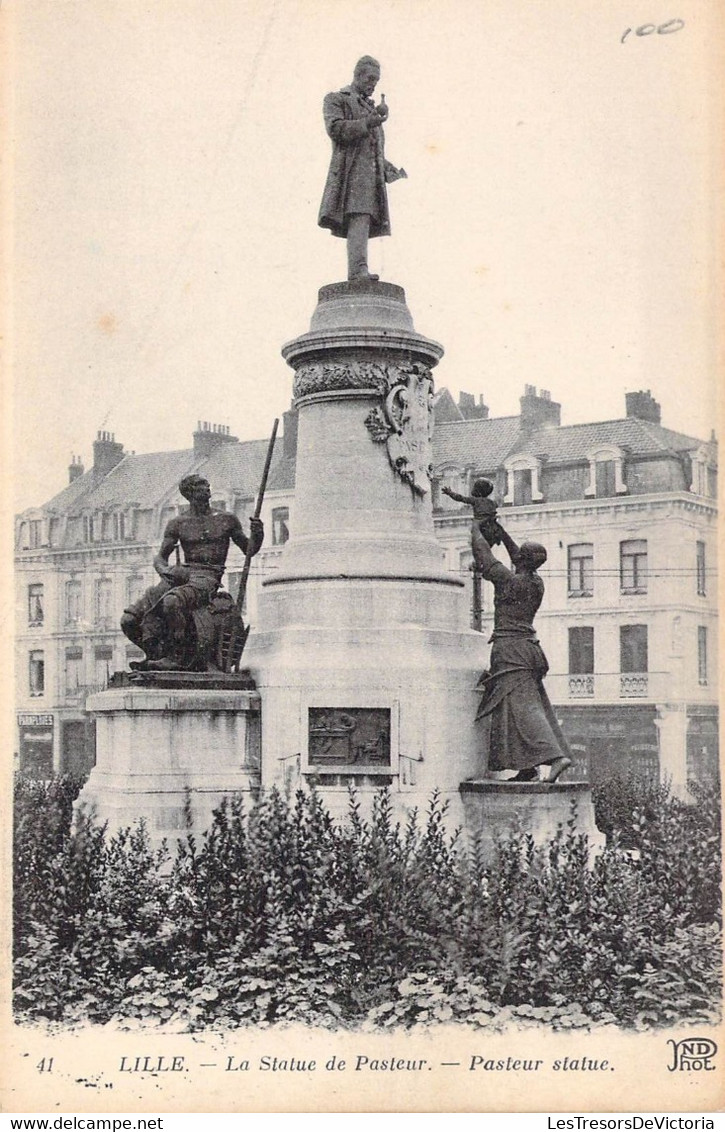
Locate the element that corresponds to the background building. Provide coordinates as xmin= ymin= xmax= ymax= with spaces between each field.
xmin=15 ymin=390 xmax=717 ymax=793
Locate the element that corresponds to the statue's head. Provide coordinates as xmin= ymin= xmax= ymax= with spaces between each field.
xmin=352 ymin=56 xmax=381 ymax=97
xmin=517 ymin=542 xmax=547 ymax=573
xmin=472 ymin=478 xmax=494 ymax=498
xmin=179 ymin=474 xmax=211 ymax=503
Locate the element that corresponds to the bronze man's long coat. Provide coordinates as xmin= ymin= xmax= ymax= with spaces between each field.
xmin=318 ymin=85 xmax=392 ymax=240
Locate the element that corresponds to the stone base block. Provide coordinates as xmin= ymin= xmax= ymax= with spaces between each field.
xmin=459 ymin=780 xmax=605 ymax=861
xmin=76 ymin=686 xmax=261 ymax=848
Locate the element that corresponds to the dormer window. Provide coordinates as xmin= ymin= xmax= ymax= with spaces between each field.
xmin=584 ymin=445 xmax=627 ymax=498
xmin=437 ymin=466 xmax=466 ymax=509
xmin=690 ymin=444 xmax=716 ymax=497
xmin=503 ymin=455 xmax=543 ymax=505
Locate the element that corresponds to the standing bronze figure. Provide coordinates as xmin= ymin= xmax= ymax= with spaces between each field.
xmin=318 ymin=56 xmax=406 ymax=282
xmin=471 ymin=521 xmax=572 ymax=783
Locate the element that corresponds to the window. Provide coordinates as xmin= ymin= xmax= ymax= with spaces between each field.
xmin=584 ymin=445 xmax=626 ymax=497
xmin=94 ymin=578 xmax=114 ymax=627
xmin=226 ymin=571 xmax=247 ymax=615
xmin=113 ymin=512 xmax=126 ymax=541
xmin=28 ymin=583 xmax=44 ymax=625
xmin=620 ymin=625 xmax=648 ymax=673
xmin=568 ymin=626 xmax=594 ymax=697
xmin=568 ymin=543 xmax=593 ymax=596
xmin=690 ymin=449 xmax=708 ymax=495
xmin=513 ymin=469 xmax=532 ymax=506
xmin=29 ymin=650 xmax=45 ymax=697
xmin=620 ymin=624 xmax=648 ymax=697
xmin=438 ymin=468 xmax=464 ymax=509
xmin=65 ymin=647 xmax=84 ymax=695
xmin=620 ymin=539 xmax=648 ymax=594
xmin=65 ymin=579 xmax=83 ymax=624
xmin=94 ymin=644 xmax=113 ymax=685
xmin=503 ymin=455 xmax=543 ymax=505
xmin=696 ymin=541 xmax=706 ymax=596
xmin=698 ymin=626 xmax=708 ymax=686
xmin=28 ymin=520 xmax=42 ymax=549
xmin=126 ymin=574 xmax=145 ymax=606
xmin=595 ymin=460 xmax=616 ymax=498
xmin=272 ymin=507 xmax=290 ymax=546
xmin=569 ymin=627 xmax=594 ymax=674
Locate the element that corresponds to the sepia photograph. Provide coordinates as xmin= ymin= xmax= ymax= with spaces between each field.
xmin=4 ymin=0 xmax=723 ymax=1115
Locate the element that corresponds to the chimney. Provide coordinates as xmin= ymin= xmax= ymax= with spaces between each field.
xmin=92 ymin=431 xmax=125 ymax=478
xmin=193 ymin=421 xmax=239 ymax=457
xmin=68 ymin=454 xmax=85 ymax=483
xmin=282 ymin=403 xmax=299 ymax=459
xmin=626 ymin=390 xmax=661 ymax=425
xmin=457 ymin=391 xmax=490 ymax=420
xmin=519 ymin=386 xmax=561 ymax=430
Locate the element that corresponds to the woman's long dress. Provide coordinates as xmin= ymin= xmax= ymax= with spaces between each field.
xmin=476 ymin=559 xmax=572 ymax=772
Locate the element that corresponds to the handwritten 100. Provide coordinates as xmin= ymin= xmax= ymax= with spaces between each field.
xmin=622 ymin=19 xmax=685 ymax=42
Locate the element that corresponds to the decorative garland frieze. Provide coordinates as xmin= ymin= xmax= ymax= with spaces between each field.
xmin=293 ymin=360 xmax=392 ymax=400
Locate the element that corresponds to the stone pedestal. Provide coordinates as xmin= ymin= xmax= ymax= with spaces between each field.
xmin=244 ymin=281 xmax=489 ymax=819
xmin=78 ymin=682 xmax=261 ymax=848
xmin=459 ymin=780 xmax=605 ymax=861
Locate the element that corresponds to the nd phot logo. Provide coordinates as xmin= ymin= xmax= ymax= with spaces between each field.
xmin=667 ymin=1037 xmax=717 ymax=1072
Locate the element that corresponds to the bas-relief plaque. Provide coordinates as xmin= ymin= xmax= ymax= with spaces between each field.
xmin=308 ymin=707 xmax=391 ymax=768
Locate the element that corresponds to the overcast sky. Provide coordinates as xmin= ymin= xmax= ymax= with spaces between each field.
xmin=11 ymin=0 xmax=721 ymax=511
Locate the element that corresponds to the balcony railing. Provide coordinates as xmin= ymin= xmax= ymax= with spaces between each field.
xmin=568 ymin=675 xmax=594 ymax=698
xmin=545 ymin=672 xmax=668 ymax=703
xmin=619 ymin=673 xmax=648 ymax=698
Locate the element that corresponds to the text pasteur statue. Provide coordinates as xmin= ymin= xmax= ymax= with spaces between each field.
xmin=318 ymin=56 xmax=406 ymax=282
xmin=121 ymin=474 xmax=264 ymax=672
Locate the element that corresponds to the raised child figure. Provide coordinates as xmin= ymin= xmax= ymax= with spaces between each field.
xmin=441 ymin=478 xmax=501 ymax=545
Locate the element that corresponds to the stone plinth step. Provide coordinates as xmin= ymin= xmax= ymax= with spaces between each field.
xmin=108 ymin=669 xmax=256 ymax=691
xmin=459 ymin=779 xmax=605 ymax=860
xmin=460 ymin=779 xmax=589 ymax=794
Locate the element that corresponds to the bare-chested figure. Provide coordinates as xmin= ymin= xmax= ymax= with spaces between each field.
xmin=121 ymin=474 xmax=264 ymax=670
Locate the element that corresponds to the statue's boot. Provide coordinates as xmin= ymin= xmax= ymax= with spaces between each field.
xmin=511 ymin=767 xmax=538 ymax=782
xmin=547 ymin=757 xmax=572 ymax=783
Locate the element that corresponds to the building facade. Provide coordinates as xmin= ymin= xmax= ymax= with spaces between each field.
xmin=15 ymin=390 xmax=718 ymax=793
xmin=431 ymin=387 xmax=718 ymax=793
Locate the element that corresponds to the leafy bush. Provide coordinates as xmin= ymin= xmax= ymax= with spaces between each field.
xmin=13 ymin=775 xmax=721 ymax=1030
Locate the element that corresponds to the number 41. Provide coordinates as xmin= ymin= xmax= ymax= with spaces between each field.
xmin=36 ymin=1057 xmax=54 ymax=1073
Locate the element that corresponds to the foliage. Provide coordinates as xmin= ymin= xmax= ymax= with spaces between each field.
xmin=13 ymin=774 xmax=722 ymax=1031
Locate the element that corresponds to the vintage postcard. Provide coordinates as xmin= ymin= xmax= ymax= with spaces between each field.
xmin=3 ymin=0 xmax=723 ymax=1115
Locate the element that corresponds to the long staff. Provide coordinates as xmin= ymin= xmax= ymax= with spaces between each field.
xmin=224 ymin=418 xmax=279 ymax=672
